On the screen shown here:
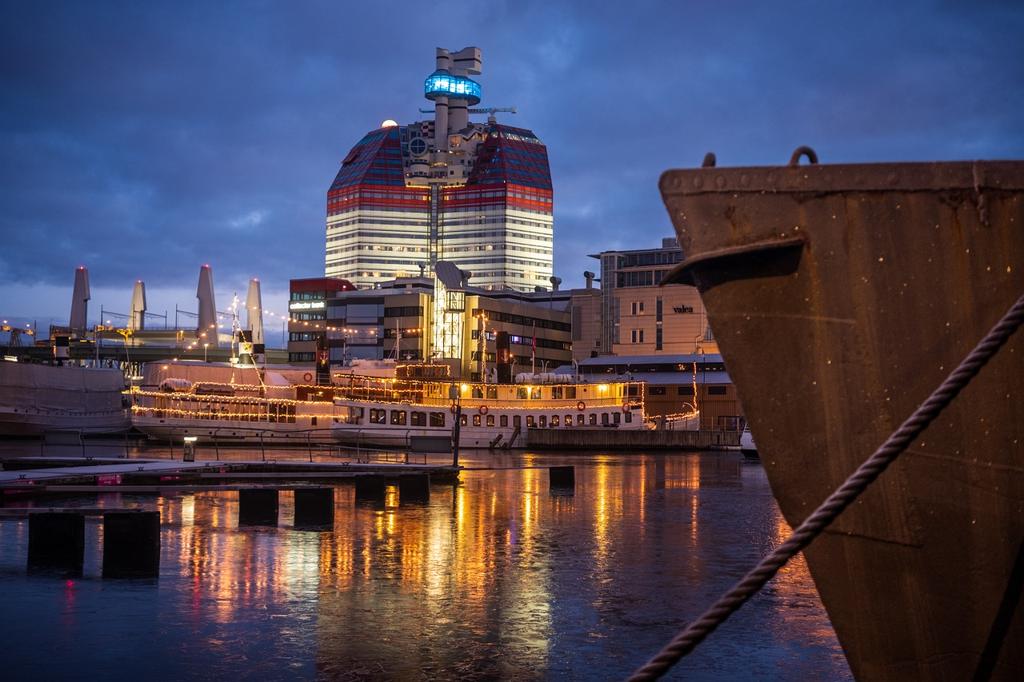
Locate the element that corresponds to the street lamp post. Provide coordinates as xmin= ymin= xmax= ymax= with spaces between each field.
xmin=203 ymin=343 xmax=209 ymax=362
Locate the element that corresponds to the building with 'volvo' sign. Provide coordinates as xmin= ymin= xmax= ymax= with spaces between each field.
xmin=325 ymin=46 xmax=553 ymax=292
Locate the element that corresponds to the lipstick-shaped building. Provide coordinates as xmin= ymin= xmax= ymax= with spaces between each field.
xmin=325 ymin=46 xmax=553 ymax=292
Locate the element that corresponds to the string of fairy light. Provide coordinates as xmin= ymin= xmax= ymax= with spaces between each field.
xmin=128 ymin=378 xmax=644 ymax=414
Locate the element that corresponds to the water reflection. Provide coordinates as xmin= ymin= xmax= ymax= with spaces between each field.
xmin=0 ymin=450 xmax=850 ymax=680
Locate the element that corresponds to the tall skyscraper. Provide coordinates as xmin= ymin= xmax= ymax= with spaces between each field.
xmin=325 ymin=47 xmax=553 ymax=291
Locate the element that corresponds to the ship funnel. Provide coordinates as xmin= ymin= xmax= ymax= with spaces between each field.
xmin=584 ymin=271 xmax=595 ymax=289
xmin=246 ymin=278 xmax=264 ymax=347
xmin=69 ymin=266 xmax=90 ymax=333
xmin=129 ymin=280 xmax=147 ymax=331
xmin=196 ymin=264 xmax=218 ymax=347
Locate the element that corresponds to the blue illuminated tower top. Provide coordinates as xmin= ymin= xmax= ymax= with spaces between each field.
xmin=425 ymin=47 xmax=482 ymax=150
xmin=424 ymin=71 xmax=481 ymax=106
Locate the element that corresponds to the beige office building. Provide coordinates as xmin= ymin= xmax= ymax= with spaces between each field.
xmin=590 ymin=238 xmax=718 ymax=357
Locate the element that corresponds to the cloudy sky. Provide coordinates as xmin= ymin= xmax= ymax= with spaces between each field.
xmin=2 ymin=0 xmax=1022 ymax=336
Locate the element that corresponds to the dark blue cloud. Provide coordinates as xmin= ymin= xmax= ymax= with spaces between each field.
xmin=2 ymin=0 xmax=1022 ymax=315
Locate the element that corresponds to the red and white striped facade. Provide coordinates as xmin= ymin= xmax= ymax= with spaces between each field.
xmin=325 ymin=51 xmax=554 ymax=292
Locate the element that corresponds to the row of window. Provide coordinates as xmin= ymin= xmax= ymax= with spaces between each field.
xmin=647 ymin=385 xmax=727 ymax=396
xmin=628 ymin=327 xmax=665 ymax=350
xmin=352 ymin=408 xmax=632 ymax=429
xmin=472 ymin=308 xmax=571 ymax=332
xmin=617 ymin=250 xmax=683 ymax=268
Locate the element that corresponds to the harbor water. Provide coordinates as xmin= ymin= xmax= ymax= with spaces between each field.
xmin=0 ymin=448 xmax=851 ymax=680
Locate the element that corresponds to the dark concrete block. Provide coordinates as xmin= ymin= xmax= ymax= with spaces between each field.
xmin=28 ymin=512 xmax=85 ymax=575
xmin=102 ymin=511 xmax=160 ymax=578
xmin=399 ymin=474 xmax=431 ymax=504
xmin=354 ymin=476 xmax=386 ymax=503
xmin=294 ymin=487 xmax=334 ymax=529
xmin=238 ymin=489 xmax=279 ymax=526
xmin=550 ymin=465 xmax=575 ymax=491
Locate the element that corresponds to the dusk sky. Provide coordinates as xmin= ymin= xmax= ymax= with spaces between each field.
xmin=2 ymin=0 xmax=1022 ymax=335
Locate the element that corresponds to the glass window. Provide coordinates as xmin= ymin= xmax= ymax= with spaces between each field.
xmin=526 ymin=415 xmax=535 ymax=427
xmin=486 ymin=414 xmax=495 ymax=427
xmin=370 ymin=409 xmax=386 ymax=424
xmin=709 ymin=386 xmax=727 ymax=395
xmin=551 ymin=415 xmax=560 ymax=427
xmin=473 ymin=414 xmax=482 ymax=426
xmin=577 ymin=414 xmax=585 ymax=426
xmin=460 ymin=414 xmax=468 ymax=426
xmin=349 ymin=406 xmax=364 ymax=424
xmin=429 ymin=412 xmax=445 ymax=427
xmin=390 ymin=410 xmax=407 ymax=425
xmin=566 ymin=386 xmax=576 ymax=399
xmin=530 ymin=387 xmax=542 ymax=399
xmin=539 ymin=415 xmax=547 ymax=428
xmin=551 ymin=386 xmax=563 ymax=399
xmin=625 ymin=411 xmax=633 ymax=423
xmin=472 ymin=386 xmax=484 ymax=399
xmin=411 ymin=411 xmax=426 ymax=426
xmin=601 ymin=413 xmax=609 ymax=425
xmin=517 ymin=387 xmax=528 ymax=400
xmin=513 ymin=415 xmax=522 ymax=428
xmin=500 ymin=415 xmax=508 ymax=427
xmin=486 ymin=386 xmax=498 ymax=400
xmin=613 ymin=412 xmax=621 ymax=425
xmin=564 ymin=415 xmax=573 ymax=427
xmin=589 ymin=413 xmax=597 ymax=425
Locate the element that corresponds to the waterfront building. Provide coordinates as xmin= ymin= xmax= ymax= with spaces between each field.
xmin=286 ymin=277 xmax=356 ymax=364
xmin=573 ymin=353 xmax=742 ymax=431
xmin=589 ymin=238 xmax=718 ymax=356
xmin=286 ymin=273 xmax=571 ymax=379
xmin=325 ymin=47 xmax=553 ymax=291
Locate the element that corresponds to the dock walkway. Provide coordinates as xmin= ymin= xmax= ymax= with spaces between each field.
xmin=0 ymin=458 xmax=460 ymax=493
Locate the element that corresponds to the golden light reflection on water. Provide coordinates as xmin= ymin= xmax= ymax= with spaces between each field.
xmin=30 ymin=453 xmax=848 ymax=678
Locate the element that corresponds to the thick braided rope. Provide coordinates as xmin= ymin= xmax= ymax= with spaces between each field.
xmin=629 ymin=292 xmax=1024 ymax=681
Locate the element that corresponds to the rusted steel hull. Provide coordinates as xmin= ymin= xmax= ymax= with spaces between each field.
xmin=660 ymin=158 xmax=1023 ymax=680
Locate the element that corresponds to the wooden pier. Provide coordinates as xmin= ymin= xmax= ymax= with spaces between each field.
xmin=525 ymin=427 xmax=740 ymax=450
xmin=0 ymin=457 xmax=460 ymax=495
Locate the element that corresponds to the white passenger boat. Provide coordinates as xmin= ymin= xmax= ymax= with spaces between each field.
xmin=331 ymin=374 xmax=649 ymax=449
xmin=129 ymin=361 xmax=344 ymax=444
xmin=131 ymin=361 xmax=662 ymax=450
xmin=0 ymin=360 xmax=130 ymax=436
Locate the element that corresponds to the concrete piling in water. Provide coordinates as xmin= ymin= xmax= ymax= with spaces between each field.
xmin=28 ymin=512 xmax=85 ymax=575
xmin=238 ymin=489 xmax=279 ymax=526
xmin=550 ymin=465 xmax=575 ymax=492
xmin=294 ymin=487 xmax=334 ymax=528
xmin=399 ymin=474 xmax=430 ymax=504
xmin=102 ymin=511 xmax=160 ymax=578
xmin=354 ymin=476 xmax=386 ymax=504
